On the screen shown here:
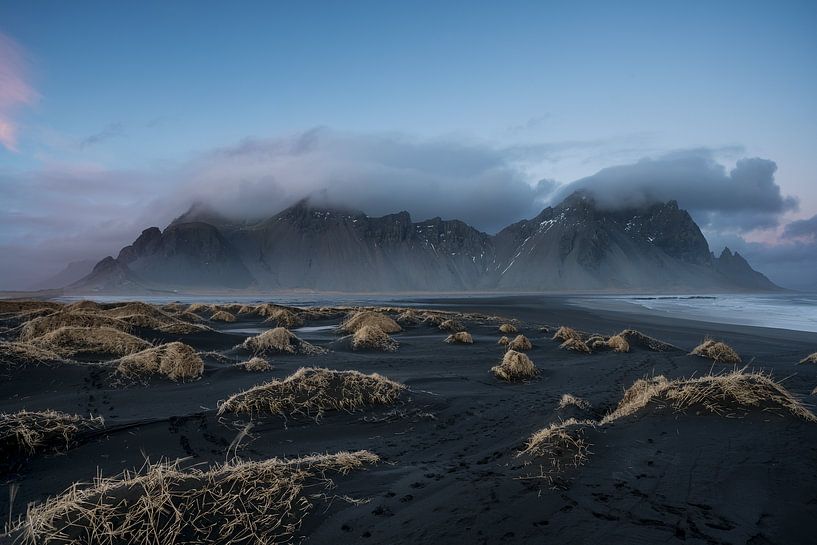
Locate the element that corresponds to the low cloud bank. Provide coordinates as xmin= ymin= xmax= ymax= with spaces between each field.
xmin=0 ymin=129 xmax=812 ymax=290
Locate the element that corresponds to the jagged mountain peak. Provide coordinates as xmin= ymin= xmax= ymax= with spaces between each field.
xmin=71 ymin=193 xmax=779 ymax=293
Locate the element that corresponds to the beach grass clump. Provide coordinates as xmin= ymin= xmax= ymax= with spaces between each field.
xmin=799 ymin=352 xmax=817 ymax=365
xmin=491 ymin=350 xmax=537 ymax=382
xmin=30 ymin=327 xmax=150 ymax=358
xmin=186 ymin=303 xmax=213 ymax=315
xmin=173 ymin=311 xmax=207 ymax=324
xmin=606 ymin=334 xmax=630 ymax=353
xmin=395 ymin=309 xmax=421 ymax=326
xmin=507 ymin=334 xmax=532 ymax=352
xmin=261 ymin=308 xmax=304 ymax=329
xmin=438 ymin=319 xmax=464 ymax=332
xmin=552 ymin=326 xmax=582 ymax=343
xmin=519 ymin=418 xmax=593 ymax=474
xmin=351 ymin=325 xmax=399 ymax=352
xmin=241 ymin=327 xmax=326 ymax=356
xmin=560 ymin=337 xmax=591 ymax=354
xmin=601 ymin=369 xmax=816 ymax=424
xmin=690 ymin=339 xmax=742 ymax=364
xmin=445 ymin=331 xmax=474 ymax=344
xmin=498 ymin=323 xmax=518 ymax=334
xmin=242 ymin=356 xmax=271 ymax=372
xmin=65 ymin=300 xmax=103 ymax=312
xmin=116 ymin=342 xmax=204 ymax=382
xmin=16 ymin=450 xmax=378 ymax=545
xmin=497 ymin=336 xmax=510 ymax=346
xmin=103 ymin=302 xmax=174 ymax=321
xmin=0 ymin=341 xmax=63 ymax=366
xmin=558 ymin=394 xmax=591 ymax=411
xmin=617 ymin=329 xmax=678 ymax=351
xmin=218 ymin=367 xmax=404 ymax=418
xmin=210 ymin=310 xmax=237 ymax=323
xmin=1 ymin=410 xmax=103 ymax=472
xmin=116 ymin=313 xmax=210 ymax=334
xmin=338 ymin=310 xmax=401 ymax=334
xmin=19 ymin=312 xmax=130 ymax=341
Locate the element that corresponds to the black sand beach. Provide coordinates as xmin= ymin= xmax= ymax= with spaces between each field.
xmin=2 ymin=296 xmax=817 ymax=544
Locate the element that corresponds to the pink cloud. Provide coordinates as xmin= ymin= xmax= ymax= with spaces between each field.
xmin=0 ymin=32 xmax=38 ymax=152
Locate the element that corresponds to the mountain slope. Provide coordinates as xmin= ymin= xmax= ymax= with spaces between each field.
xmin=71 ymin=193 xmax=779 ymax=292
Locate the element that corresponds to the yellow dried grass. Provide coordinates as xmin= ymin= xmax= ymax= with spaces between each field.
xmin=338 ymin=311 xmax=401 ymax=334
xmin=218 ymin=367 xmax=404 ymax=418
xmin=17 ymin=450 xmax=378 ymax=545
xmin=690 ymin=339 xmax=742 ymax=364
xmin=241 ymin=328 xmax=326 ymax=355
xmin=445 ymin=331 xmax=474 ymax=344
xmin=29 ymin=327 xmax=150 ymax=358
xmin=351 ymin=325 xmax=399 ymax=352
xmin=491 ymin=350 xmax=537 ymax=382
xmin=507 ymin=334 xmax=532 ymax=351
xmin=498 ymin=323 xmax=517 ymax=334
xmin=116 ymin=342 xmax=204 ymax=382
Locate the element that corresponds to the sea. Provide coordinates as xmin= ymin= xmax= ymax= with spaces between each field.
xmin=568 ymin=293 xmax=817 ymax=333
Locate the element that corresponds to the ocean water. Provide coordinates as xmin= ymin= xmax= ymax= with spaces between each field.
xmin=571 ymin=293 xmax=817 ymax=333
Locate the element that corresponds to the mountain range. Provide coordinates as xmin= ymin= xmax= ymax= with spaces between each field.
xmin=68 ymin=192 xmax=778 ymax=293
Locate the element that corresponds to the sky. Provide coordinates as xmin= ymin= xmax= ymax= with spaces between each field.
xmin=1 ymin=0 xmax=816 ymax=289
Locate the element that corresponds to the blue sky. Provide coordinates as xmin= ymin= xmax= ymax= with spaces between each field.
xmin=1 ymin=0 xmax=816 ymax=288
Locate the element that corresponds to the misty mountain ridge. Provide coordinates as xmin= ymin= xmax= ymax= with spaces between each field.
xmin=69 ymin=191 xmax=779 ymax=293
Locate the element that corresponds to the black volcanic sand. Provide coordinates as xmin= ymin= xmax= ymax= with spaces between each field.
xmin=2 ymin=296 xmax=817 ymax=544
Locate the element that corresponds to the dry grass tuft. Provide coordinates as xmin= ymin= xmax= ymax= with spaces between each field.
xmin=242 ymin=356 xmax=271 ymax=372
xmin=104 ymin=302 xmax=171 ymax=321
xmin=218 ymin=367 xmax=404 ymax=418
xmin=173 ymin=311 xmax=206 ymax=324
xmin=261 ymin=308 xmax=304 ymax=329
xmin=0 ymin=341 xmax=63 ymax=366
xmin=65 ymin=300 xmax=102 ymax=312
xmin=606 ymin=334 xmax=630 ymax=353
xmin=498 ymin=323 xmax=517 ymax=334
xmin=558 ymin=394 xmax=590 ymax=411
xmin=339 ymin=310 xmax=401 ymax=334
xmin=445 ymin=331 xmax=474 ymax=344
xmin=19 ymin=312 xmax=130 ymax=341
xmin=560 ymin=337 xmax=591 ymax=354
xmin=617 ymin=329 xmax=678 ymax=352
xmin=351 ymin=325 xmax=399 ymax=352
xmin=552 ymin=326 xmax=582 ymax=343
xmin=30 ymin=327 xmax=150 ymax=358
xmin=396 ymin=309 xmax=421 ymax=326
xmin=17 ymin=450 xmax=378 ymax=545
xmin=186 ymin=303 xmax=213 ymax=315
xmin=601 ymin=369 xmax=816 ymax=424
xmin=438 ymin=319 xmax=464 ymax=332
xmin=690 ymin=339 xmax=742 ymax=364
xmin=1 ymin=410 xmax=103 ymax=472
xmin=799 ymin=352 xmax=817 ymax=365
xmin=507 ymin=334 xmax=532 ymax=352
xmin=241 ymin=327 xmax=326 ymax=356
xmin=210 ymin=310 xmax=237 ymax=323
xmin=116 ymin=313 xmax=210 ymax=334
xmin=160 ymin=302 xmax=186 ymax=313
xmin=116 ymin=342 xmax=204 ymax=382
xmin=497 ymin=336 xmax=510 ymax=346
xmin=492 ymin=350 xmax=538 ymax=382
xmin=586 ymin=335 xmax=607 ymax=351
xmin=519 ymin=418 xmax=594 ymax=475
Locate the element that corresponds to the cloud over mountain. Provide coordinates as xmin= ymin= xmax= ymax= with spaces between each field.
xmin=552 ymin=149 xmax=798 ymax=233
